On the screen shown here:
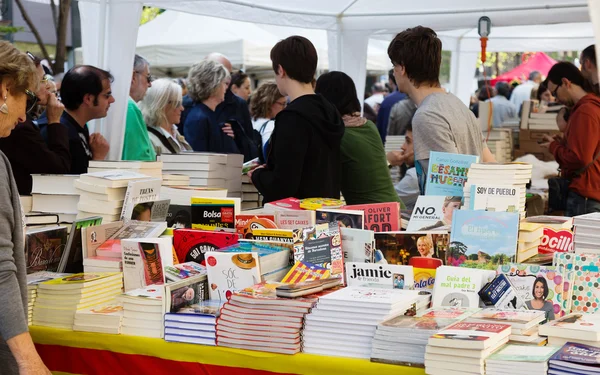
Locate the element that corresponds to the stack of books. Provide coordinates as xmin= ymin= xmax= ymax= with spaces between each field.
xmin=26 ymin=272 xmax=67 ymax=325
xmin=520 ymin=101 xmax=562 ymax=131
xmin=486 ymin=129 xmax=513 ymax=163
xmin=87 ymin=160 xmax=163 ymax=179
xmin=572 ymin=212 xmax=600 ymax=254
xmin=371 ymin=307 xmax=479 ymax=366
xmin=162 ymin=174 xmax=190 ymax=187
xmin=241 ymin=175 xmax=261 ymax=210
xmin=383 ymin=135 xmax=405 ymax=184
xmin=539 ymin=313 xmax=600 ymax=347
xmin=216 ymin=283 xmax=317 ymax=354
xmin=548 ymin=342 xmax=600 ymax=374
xmin=164 ymin=300 xmax=223 ymax=345
xmin=20 ymin=195 xmax=33 ymax=214
xmin=466 ymin=309 xmax=547 ymax=345
xmin=424 ymin=321 xmax=512 ymax=375
xmin=463 ymin=163 xmax=532 ymax=219
xmin=303 ymin=287 xmax=419 ymax=359
xmin=32 ymin=272 xmax=123 ymax=329
xmin=486 ymin=344 xmax=561 ymax=375
xmin=31 ymin=174 xmax=80 ymax=224
xmin=517 ymin=222 xmax=543 ymax=262
xmin=73 ymin=300 xmax=123 ymax=334
xmin=217 ymin=242 xmax=292 ymax=282
xmin=120 ymin=286 xmax=165 ymax=338
xmin=75 ymin=170 xmax=149 ymax=222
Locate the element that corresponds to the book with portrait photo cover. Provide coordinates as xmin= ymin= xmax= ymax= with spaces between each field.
xmin=164 ymin=274 xmax=208 ymax=314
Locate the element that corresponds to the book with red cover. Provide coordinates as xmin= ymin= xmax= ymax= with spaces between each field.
xmin=264 ymin=198 xmax=302 ymax=211
xmin=428 ymin=321 xmax=511 ymax=350
xmin=235 ymin=215 xmax=277 ymax=238
xmin=173 ymin=229 xmax=238 ymax=265
xmin=342 ymin=202 xmax=400 ymax=232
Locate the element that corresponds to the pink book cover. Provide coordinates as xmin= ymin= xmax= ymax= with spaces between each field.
xmin=342 ymin=202 xmax=400 ymax=232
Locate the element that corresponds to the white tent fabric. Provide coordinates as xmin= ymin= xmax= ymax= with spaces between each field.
xmin=78 ymin=0 xmax=593 ymax=160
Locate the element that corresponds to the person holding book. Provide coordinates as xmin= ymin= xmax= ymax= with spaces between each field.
xmin=250 ymin=83 xmax=286 ymax=157
xmin=139 ymin=78 xmax=192 ymax=154
xmin=0 ymin=41 xmax=52 ymax=375
xmin=249 ymin=36 xmax=344 ymax=203
xmin=526 ymin=276 xmax=555 ymax=321
xmin=387 ymin=26 xmax=495 ymax=194
xmin=314 ymin=71 xmax=400 ymax=205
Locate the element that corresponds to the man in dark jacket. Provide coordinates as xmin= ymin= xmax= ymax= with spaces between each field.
xmin=0 ymin=54 xmax=70 ymax=195
xmin=249 ymin=36 xmax=344 ymax=203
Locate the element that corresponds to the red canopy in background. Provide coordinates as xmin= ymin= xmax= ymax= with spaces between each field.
xmin=490 ymin=52 xmax=557 ymax=86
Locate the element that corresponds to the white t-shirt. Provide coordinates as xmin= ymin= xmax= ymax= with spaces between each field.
xmin=365 ymin=93 xmax=385 ymax=109
xmin=252 ymin=117 xmax=275 ymax=150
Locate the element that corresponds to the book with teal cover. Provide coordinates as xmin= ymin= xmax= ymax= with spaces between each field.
xmin=425 ymin=151 xmax=479 ymax=196
xmin=449 ymin=210 xmax=519 ymax=270
xmin=487 ymin=344 xmax=561 ymax=362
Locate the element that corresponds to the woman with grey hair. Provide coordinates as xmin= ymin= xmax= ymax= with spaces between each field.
xmin=139 ymin=78 xmax=192 ymax=154
xmin=182 ymin=60 xmax=239 ymax=153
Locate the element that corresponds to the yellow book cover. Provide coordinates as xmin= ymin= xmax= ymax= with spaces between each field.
xmin=190 ymin=197 xmax=237 ymax=232
xmin=519 ymin=222 xmax=543 ymax=232
xmin=281 ymin=261 xmax=330 ymax=284
xmin=41 ymin=273 xmax=120 ymax=285
xmin=299 ymin=198 xmax=344 ymax=210
xmin=251 ymin=229 xmax=294 ymax=243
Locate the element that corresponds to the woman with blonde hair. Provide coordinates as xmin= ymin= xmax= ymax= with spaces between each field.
xmin=0 ymin=41 xmax=51 ymax=374
xmin=416 ymin=235 xmax=435 ymax=258
xmin=139 ymin=78 xmax=192 ymax=154
xmin=250 ymin=83 xmax=286 ymax=155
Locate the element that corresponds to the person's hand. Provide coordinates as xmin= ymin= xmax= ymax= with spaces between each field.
xmin=387 ymin=151 xmax=405 ymax=166
xmin=90 ymin=133 xmax=110 ymax=160
xmin=539 ymin=134 xmax=554 ymax=149
xmin=557 ymin=107 xmax=568 ymax=132
xmin=248 ymin=165 xmax=265 ymax=181
xmin=45 ymin=93 xmax=64 ymax=124
xmin=18 ymin=357 xmax=52 ymax=375
xmin=222 ymin=123 xmax=235 ymax=139
xmin=552 ymin=133 xmax=564 ymax=142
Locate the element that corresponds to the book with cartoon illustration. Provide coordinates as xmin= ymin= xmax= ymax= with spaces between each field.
xmin=425 ymin=151 xmax=479 ymax=196
xmin=204 ymin=251 xmax=261 ymax=300
xmin=235 ymin=215 xmax=277 ymax=238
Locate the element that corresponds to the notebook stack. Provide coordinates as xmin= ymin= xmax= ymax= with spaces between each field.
xmin=241 ymin=175 xmax=261 ymax=210
xmin=164 ymin=300 xmax=223 ymax=345
xmin=548 ymin=342 xmax=600 ymax=375
xmin=120 ymin=285 xmax=165 ymax=338
xmin=371 ymin=307 xmax=479 ymax=366
xmin=162 ymin=174 xmax=190 ymax=187
xmin=466 ymin=309 xmax=547 ymax=345
xmin=75 ymin=170 xmax=150 ymax=222
xmin=383 ymin=135 xmax=406 ymax=184
xmin=539 ymin=313 xmax=600 ymax=347
xmin=486 ymin=344 xmax=561 ymax=375
xmin=87 ymin=160 xmax=163 ymax=179
xmin=73 ymin=300 xmax=123 ymax=334
xmin=216 ymin=283 xmax=318 ymax=354
xmin=30 ymin=174 xmax=80 ymax=224
xmin=572 ymin=212 xmax=600 ymax=254
xmin=517 ymin=222 xmax=543 ymax=262
xmin=303 ymin=287 xmax=420 ymax=359
xmin=424 ymin=321 xmax=512 ymax=375
xmin=32 ymin=272 xmax=123 ymax=329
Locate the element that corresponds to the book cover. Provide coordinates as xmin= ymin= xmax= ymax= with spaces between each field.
xmin=341 ymin=202 xmax=400 ymax=232
xmin=264 ymin=197 xmax=302 ymax=211
xmin=291 ymin=222 xmax=344 ymax=279
xmin=281 ymin=261 xmax=330 ymax=283
xmin=487 ymin=343 xmax=560 ymax=362
xmin=251 ymin=228 xmax=294 ymax=243
xmin=274 ymin=210 xmax=316 ymax=230
xmin=173 ymin=229 xmax=238 ymax=265
xmin=80 ymin=170 xmax=149 ymax=188
xmin=340 ymin=227 xmax=375 ymax=263
xmin=317 ymin=286 xmax=419 ymax=308
xmin=167 ymin=299 xmax=224 ymax=317
xmin=379 ymin=314 xmax=463 ymax=332
xmin=432 ymin=266 xmax=495 ymax=308
xmin=165 ymin=274 xmax=207 ymax=313
xmin=316 ymin=209 xmax=364 ymax=229
xmin=570 ymin=254 xmax=600 ymax=314
xmin=498 ymin=263 xmax=565 ymax=319
xmin=468 ymin=309 xmax=545 ymax=325
xmin=190 ymin=197 xmax=239 ymax=232
xmin=418 ymin=307 xmax=481 ymax=320
xmin=235 ymin=215 xmax=277 ymax=238
xmin=478 ymin=274 xmax=527 ymax=310
xmin=406 ymin=196 xmax=460 ymax=231
xmin=205 ymin=252 xmax=261 ymax=300
xmin=425 ymin=151 xmax=479 ymax=196
xmin=81 ymin=221 xmax=123 ymax=259
xmin=539 ymin=227 xmax=574 ymax=254
xmin=346 ymin=262 xmax=414 ymax=290
xmin=25 ymin=226 xmax=69 ymax=274
xmin=430 ymin=321 xmax=511 ymax=345
xmin=58 ymin=216 xmax=103 ymax=273
xmin=128 ymin=199 xmax=171 ymax=222
xmin=165 ymin=261 xmax=207 ymax=282
xmin=374 ymin=232 xmax=449 ymax=266
xmin=449 ymin=210 xmax=519 ymax=270
xmin=299 ymin=198 xmax=344 ymax=210
xmin=120 ymin=178 xmax=162 ymax=222
xmin=470 ymin=184 xmax=523 ymax=213
xmin=121 ymin=237 xmax=174 ymax=292
xmin=166 ymin=204 xmax=192 ymax=228
xmin=549 ymin=342 xmax=600 ymax=365
xmin=539 ymin=313 xmax=600 ymax=341
xmin=40 ymin=272 xmax=121 ymax=286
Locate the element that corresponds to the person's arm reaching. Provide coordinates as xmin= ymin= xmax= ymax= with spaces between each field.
xmin=482 ymin=145 xmax=496 ymax=162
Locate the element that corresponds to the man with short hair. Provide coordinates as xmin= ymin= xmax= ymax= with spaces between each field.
xmin=44 ymin=65 xmax=113 ymax=174
xmin=122 ymin=54 xmax=156 ymax=161
xmin=364 ymin=82 xmax=387 ymax=114
xmin=387 ymin=26 xmax=495 ymax=194
xmin=489 ymin=82 xmax=518 ymax=127
xmin=249 ymin=36 xmax=344 ymax=203
xmin=510 ymin=70 xmax=542 ymax=113
xmin=377 ymin=69 xmax=407 ymax=142
xmin=540 ymin=62 xmax=600 ymax=216
xmin=580 ymin=45 xmax=598 ymax=90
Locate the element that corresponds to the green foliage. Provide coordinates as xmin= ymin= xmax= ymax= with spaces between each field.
xmin=140 ymin=6 xmax=164 ymax=25
xmin=0 ymin=26 xmax=23 ymax=36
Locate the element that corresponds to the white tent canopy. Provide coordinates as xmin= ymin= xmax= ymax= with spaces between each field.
xmin=77 ymin=0 xmax=596 ymax=160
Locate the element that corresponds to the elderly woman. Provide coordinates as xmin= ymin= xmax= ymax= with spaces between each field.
xmin=230 ymin=71 xmax=251 ymax=102
xmin=250 ymin=83 xmax=286 ymax=155
xmin=0 ymin=41 xmax=51 ymax=374
xmin=183 ymin=60 xmax=239 ymax=153
xmin=139 ymin=78 xmax=192 ymax=154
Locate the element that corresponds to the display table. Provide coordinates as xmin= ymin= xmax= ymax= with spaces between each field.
xmin=31 ymin=326 xmax=426 ymax=375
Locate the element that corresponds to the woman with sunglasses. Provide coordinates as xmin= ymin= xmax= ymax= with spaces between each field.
xmin=0 ymin=52 xmax=69 ymax=195
xmin=0 ymin=41 xmax=52 ymax=374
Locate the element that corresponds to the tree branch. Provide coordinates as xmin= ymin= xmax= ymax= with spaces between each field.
xmin=50 ymin=0 xmax=58 ymax=34
xmin=14 ymin=0 xmax=52 ymax=64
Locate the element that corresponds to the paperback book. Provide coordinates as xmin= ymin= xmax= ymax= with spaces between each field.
xmin=425 ymin=151 xmax=479 ymax=197
xmin=274 ymin=210 xmax=316 ymax=230
xmin=345 ymin=262 xmax=414 ymax=290
xmin=58 ymin=216 xmax=103 ymax=273
xmin=173 ymin=229 xmax=238 ymax=264
xmin=478 ymin=274 xmax=527 ymax=310
xmin=432 ymin=266 xmax=495 ymax=308
xmin=121 ymin=237 xmax=174 ymax=291
xmin=428 ymin=321 xmax=511 ymax=350
xmin=341 ymin=202 xmax=400 ymax=232
xmin=406 ymin=196 xmax=461 ymax=231
xmin=316 ymin=209 xmax=364 ymax=229
xmin=374 ymin=232 xmax=449 ymax=266
xmin=120 ymin=178 xmax=162 ymax=222
xmin=291 ymin=222 xmax=344 ymax=279
xmin=205 ymin=252 xmax=261 ymax=300
xmin=235 ymin=215 xmax=277 ymax=238
xmin=165 ymin=274 xmax=208 ymax=313
xmin=190 ymin=197 xmax=240 ymax=232
xmin=340 ymin=227 xmax=375 ymax=263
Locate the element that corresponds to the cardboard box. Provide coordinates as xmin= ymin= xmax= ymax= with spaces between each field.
xmin=519 ymin=129 xmax=561 ymax=141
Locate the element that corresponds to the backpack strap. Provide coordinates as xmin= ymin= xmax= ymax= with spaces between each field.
xmin=147 ymin=126 xmax=177 ymax=154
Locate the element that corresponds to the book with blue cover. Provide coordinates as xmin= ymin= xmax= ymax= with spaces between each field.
xmin=425 ymin=151 xmax=479 ymax=197
xmin=449 ymin=210 xmax=519 ymax=270
xmin=549 ymin=342 xmax=600 ymax=373
xmin=478 ymin=273 xmax=526 ymax=310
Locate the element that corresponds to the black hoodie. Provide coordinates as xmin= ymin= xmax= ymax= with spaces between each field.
xmin=252 ymin=94 xmax=345 ymax=203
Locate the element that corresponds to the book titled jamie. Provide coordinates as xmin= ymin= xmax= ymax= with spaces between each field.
xmin=425 ymin=151 xmax=479 ymax=197
xmin=345 ymin=262 xmax=414 ymax=290
xmin=449 ymin=210 xmax=519 ymax=270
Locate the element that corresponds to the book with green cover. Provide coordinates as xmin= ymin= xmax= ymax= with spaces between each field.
xmin=486 ymin=344 xmax=561 ymax=362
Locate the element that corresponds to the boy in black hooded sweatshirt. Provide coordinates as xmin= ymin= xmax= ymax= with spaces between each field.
xmin=249 ymin=36 xmax=344 ymax=203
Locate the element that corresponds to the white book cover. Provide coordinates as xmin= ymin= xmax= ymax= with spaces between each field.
xmin=432 ymin=266 xmax=496 ymax=308
xmin=318 ymin=286 xmax=419 ymax=308
xmin=340 ymin=227 xmax=375 ymax=263
xmin=274 ymin=210 xmax=316 ymax=230
xmin=80 ymin=170 xmax=150 ymax=188
xmin=407 ymin=195 xmax=460 ymax=232
xmin=345 ymin=262 xmax=414 ymax=290
xmin=121 ymin=237 xmax=174 ymax=292
xmin=205 ymin=251 xmax=261 ymax=301
xmin=120 ymin=178 xmax=162 ymax=222
xmin=470 ymin=184 xmax=524 ymax=213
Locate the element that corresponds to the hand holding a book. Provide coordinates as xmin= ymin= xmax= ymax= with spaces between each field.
xmin=90 ymin=133 xmax=110 ymax=160
xmin=45 ymin=92 xmax=64 ymax=124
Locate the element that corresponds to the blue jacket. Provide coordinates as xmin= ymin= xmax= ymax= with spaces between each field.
xmin=376 ymin=90 xmax=406 ymax=143
xmin=182 ymin=101 xmax=240 ymax=154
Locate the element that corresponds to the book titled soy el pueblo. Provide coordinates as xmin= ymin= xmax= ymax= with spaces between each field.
xmin=425 ymin=151 xmax=479 ymax=196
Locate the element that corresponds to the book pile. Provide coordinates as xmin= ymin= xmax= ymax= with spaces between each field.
xmin=32 ymin=272 xmax=123 ymax=329
xmin=486 ymin=344 xmax=561 ymax=375
xmin=241 ymin=175 xmax=262 ymax=210
xmin=164 ymin=300 xmax=222 ymax=345
xmin=31 ymin=174 xmax=80 ymax=224
xmin=73 ymin=301 xmax=123 ymax=334
xmin=26 ymin=271 xmax=67 ymax=325
xmin=384 ymin=135 xmax=405 ymax=183
xmin=518 ymin=222 xmax=543 ymax=262
xmin=20 ymin=195 xmax=32 ymax=214
xmin=482 ymin=128 xmax=513 ymax=163
xmin=424 ymin=321 xmax=511 ymax=375
xmin=216 ymin=283 xmax=318 ymax=354
xmin=516 ymin=101 xmax=562 ymax=161
xmin=303 ymin=287 xmax=419 ymax=359
xmin=162 ymin=174 xmax=190 ymax=187
xmin=466 ymin=309 xmax=547 ymax=345
xmin=463 ymin=163 xmax=532 ymax=219
xmin=160 ymin=186 xmax=227 ymax=228
xmin=548 ymin=342 xmax=600 ymax=375
xmin=75 ymin=170 xmax=150 ymax=223
xmin=88 ymin=160 xmax=163 ymax=179
xmin=572 ymin=212 xmax=600 ymax=254
xmin=120 ymin=285 xmax=165 ymax=338
xmin=371 ymin=307 xmax=478 ymax=366
xmin=539 ymin=313 xmax=600 ymax=347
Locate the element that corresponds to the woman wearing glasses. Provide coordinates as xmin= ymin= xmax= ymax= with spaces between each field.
xmin=0 ymin=42 xmax=52 ymax=374
xmin=139 ymin=78 xmax=192 ymax=154
xmin=0 ymin=51 xmax=69 ymax=195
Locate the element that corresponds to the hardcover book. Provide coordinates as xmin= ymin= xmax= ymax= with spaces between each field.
xmin=25 ymin=226 xmax=69 ymax=274
xmin=570 ymin=254 xmax=600 ymax=314
xmin=121 ymin=237 xmax=174 ymax=292
xmin=205 ymin=251 xmax=261 ymax=300
xmin=58 ymin=217 xmax=103 ymax=273
xmin=235 ymin=215 xmax=277 ymax=238
xmin=425 ymin=151 xmax=479 ymax=196
xmin=345 ymin=262 xmax=414 ymax=290
xmin=120 ymin=178 xmax=162 ymax=222
xmin=165 ymin=274 xmax=208 ymax=313
xmin=316 ymin=209 xmax=364 ymax=229
xmin=406 ymin=195 xmax=460 ymax=232
xmin=190 ymin=197 xmax=241 ymax=232
xmin=340 ymin=227 xmax=375 ymax=263
xmin=341 ymin=202 xmax=400 ymax=232
xmin=173 ymin=229 xmax=238 ymax=265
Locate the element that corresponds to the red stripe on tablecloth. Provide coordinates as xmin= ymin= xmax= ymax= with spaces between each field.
xmin=35 ymin=344 xmax=294 ymax=375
